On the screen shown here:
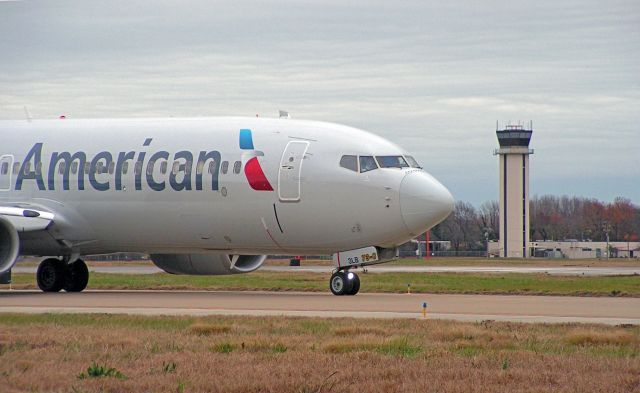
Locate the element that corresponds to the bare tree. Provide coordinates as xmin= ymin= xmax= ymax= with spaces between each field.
xmin=436 ymin=201 xmax=482 ymax=251
xmin=479 ymin=200 xmax=499 ymax=240
xmin=433 ymin=195 xmax=638 ymax=247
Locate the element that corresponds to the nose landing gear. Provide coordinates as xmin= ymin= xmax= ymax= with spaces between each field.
xmin=329 ymin=246 xmax=398 ymax=296
xmin=36 ymin=257 xmax=89 ymax=293
xmin=329 ymin=270 xmax=360 ymax=296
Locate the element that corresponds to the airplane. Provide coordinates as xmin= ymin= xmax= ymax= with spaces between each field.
xmin=0 ymin=116 xmax=453 ymax=295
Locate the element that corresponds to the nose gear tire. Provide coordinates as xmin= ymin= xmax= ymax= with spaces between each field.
xmin=330 ymin=271 xmax=353 ymax=296
xmin=347 ymin=273 xmax=360 ymax=296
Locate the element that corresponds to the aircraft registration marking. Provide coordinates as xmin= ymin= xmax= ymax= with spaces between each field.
xmin=332 ymin=246 xmax=379 ymax=267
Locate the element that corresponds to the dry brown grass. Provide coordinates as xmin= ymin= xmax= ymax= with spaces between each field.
xmin=188 ymin=323 xmax=232 ymax=336
xmin=565 ymin=328 xmax=638 ymax=346
xmin=0 ymin=314 xmax=639 ymax=393
xmin=332 ymin=326 xmax=386 ymax=336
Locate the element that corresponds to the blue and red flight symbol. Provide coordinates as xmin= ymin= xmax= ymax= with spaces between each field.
xmin=240 ymin=129 xmax=273 ymax=191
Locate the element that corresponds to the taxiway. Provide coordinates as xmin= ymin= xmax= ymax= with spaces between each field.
xmin=1 ymin=290 xmax=638 ymax=325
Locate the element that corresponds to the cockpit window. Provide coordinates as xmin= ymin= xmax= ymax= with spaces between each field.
xmin=359 ymin=156 xmax=378 ymax=173
xmin=339 ymin=155 xmax=358 ymax=172
xmin=375 ymin=156 xmax=409 ymax=168
xmin=405 ymin=155 xmax=421 ymax=168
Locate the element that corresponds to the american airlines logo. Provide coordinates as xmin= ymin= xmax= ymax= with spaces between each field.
xmin=14 ymin=129 xmax=273 ymax=192
xmin=240 ymin=129 xmax=273 ymax=191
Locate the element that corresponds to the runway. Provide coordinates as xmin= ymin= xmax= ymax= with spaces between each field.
xmin=11 ymin=265 xmax=640 ymax=276
xmin=1 ymin=290 xmax=639 ymax=325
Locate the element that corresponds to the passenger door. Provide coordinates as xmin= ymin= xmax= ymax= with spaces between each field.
xmin=278 ymin=141 xmax=309 ymax=202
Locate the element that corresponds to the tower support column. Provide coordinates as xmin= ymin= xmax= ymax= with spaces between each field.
xmin=495 ymin=124 xmax=533 ymax=258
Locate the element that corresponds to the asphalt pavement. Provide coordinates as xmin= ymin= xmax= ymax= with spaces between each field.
xmin=1 ymin=290 xmax=639 ymax=325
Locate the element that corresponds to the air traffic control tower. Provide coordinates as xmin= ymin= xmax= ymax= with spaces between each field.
xmin=494 ymin=123 xmax=533 ymax=258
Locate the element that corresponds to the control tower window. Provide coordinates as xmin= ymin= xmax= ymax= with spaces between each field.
xmin=359 ymin=156 xmax=378 ymax=173
xmin=376 ymin=156 xmax=409 ymax=168
xmin=339 ymin=155 xmax=358 ymax=172
xmin=405 ymin=155 xmax=421 ymax=168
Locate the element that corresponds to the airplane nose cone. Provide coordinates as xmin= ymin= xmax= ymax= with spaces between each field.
xmin=399 ymin=171 xmax=454 ymax=236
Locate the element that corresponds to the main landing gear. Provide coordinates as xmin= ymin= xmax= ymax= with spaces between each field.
xmin=329 ymin=270 xmax=360 ymax=296
xmin=36 ymin=258 xmax=89 ymax=292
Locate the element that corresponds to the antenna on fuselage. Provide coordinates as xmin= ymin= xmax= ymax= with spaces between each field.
xmin=279 ymin=110 xmax=290 ymax=119
xmin=23 ymin=106 xmax=33 ymax=122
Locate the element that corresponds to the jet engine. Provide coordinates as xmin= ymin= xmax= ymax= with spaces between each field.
xmin=0 ymin=216 xmax=20 ymax=273
xmin=150 ymin=254 xmax=267 ymax=275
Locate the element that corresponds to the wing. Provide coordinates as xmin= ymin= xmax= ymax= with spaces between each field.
xmin=0 ymin=205 xmax=55 ymax=232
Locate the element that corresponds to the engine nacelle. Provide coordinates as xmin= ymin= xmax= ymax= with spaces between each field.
xmin=0 ymin=216 xmax=20 ymax=273
xmin=150 ymin=253 xmax=267 ymax=275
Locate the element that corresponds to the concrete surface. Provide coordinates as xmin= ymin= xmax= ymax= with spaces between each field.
xmin=1 ymin=290 xmax=638 ymax=325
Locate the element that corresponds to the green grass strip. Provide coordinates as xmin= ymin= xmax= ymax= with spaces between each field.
xmin=7 ymin=271 xmax=640 ymax=296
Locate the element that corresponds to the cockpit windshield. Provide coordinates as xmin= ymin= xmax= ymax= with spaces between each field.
xmin=339 ymin=154 xmax=418 ymax=173
xmin=359 ymin=156 xmax=378 ymax=173
xmin=404 ymin=155 xmax=421 ymax=168
xmin=375 ymin=156 xmax=409 ymax=168
xmin=339 ymin=155 xmax=358 ymax=172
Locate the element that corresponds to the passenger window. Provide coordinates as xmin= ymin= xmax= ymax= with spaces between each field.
xmin=339 ymin=155 xmax=358 ymax=172
xmin=0 ymin=162 xmax=7 ymax=175
xmin=196 ymin=161 xmax=204 ymax=175
xmin=221 ymin=161 xmax=229 ymax=174
xmin=108 ymin=162 xmax=115 ymax=175
xmin=146 ymin=162 xmax=154 ymax=176
xmin=58 ymin=162 xmax=66 ymax=175
xmin=172 ymin=162 xmax=180 ymax=175
xmin=359 ymin=156 xmax=377 ymax=173
xmin=233 ymin=161 xmax=241 ymax=174
xmin=36 ymin=162 xmax=42 ymax=175
xmin=135 ymin=162 xmax=142 ymax=176
xmin=405 ymin=155 xmax=421 ymax=168
xmin=72 ymin=162 xmax=79 ymax=174
xmin=23 ymin=162 xmax=31 ymax=175
xmin=160 ymin=161 xmax=167 ymax=174
xmin=376 ymin=156 xmax=409 ymax=168
xmin=13 ymin=163 xmax=20 ymax=175
xmin=185 ymin=161 xmax=192 ymax=175
xmin=208 ymin=161 xmax=216 ymax=174
xmin=84 ymin=162 xmax=90 ymax=175
xmin=122 ymin=162 xmax=129 ymax=175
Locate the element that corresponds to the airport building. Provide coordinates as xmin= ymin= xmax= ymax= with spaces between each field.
xmin=488 ymin=240 xmax=640 ymax=259
xmin=494 ymin=123 xmax=533 ymax=258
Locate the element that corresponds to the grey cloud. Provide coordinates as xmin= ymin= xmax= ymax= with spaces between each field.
xmin=0 ymin=0 xmax=638 ymax=204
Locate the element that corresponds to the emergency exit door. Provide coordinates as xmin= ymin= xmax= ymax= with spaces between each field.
xmin=278 ymin=141 xmax=309 ymax=202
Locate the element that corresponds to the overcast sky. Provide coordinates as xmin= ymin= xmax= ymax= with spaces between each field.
xmin=1 ymin=0 xmax=638 ymax=205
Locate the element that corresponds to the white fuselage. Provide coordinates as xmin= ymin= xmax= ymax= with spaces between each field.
xmin=0 ymin=117 xmax=453 ymax=257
